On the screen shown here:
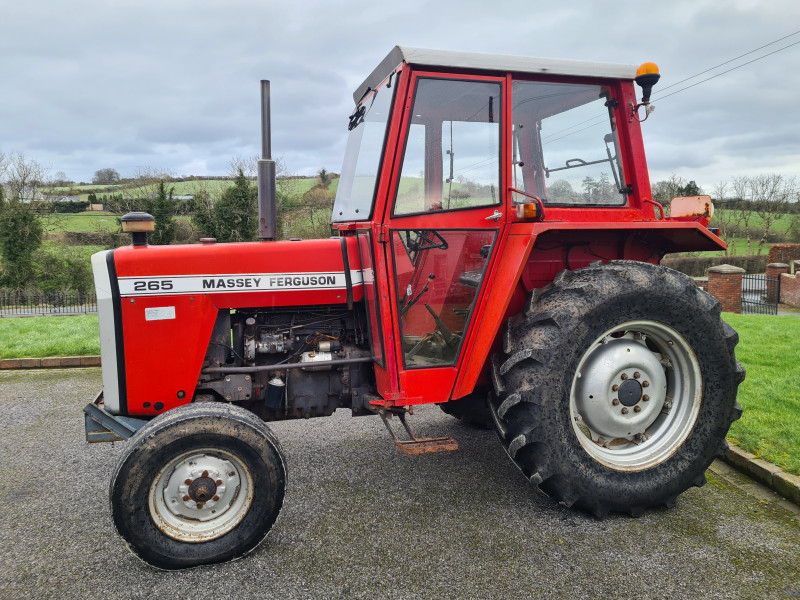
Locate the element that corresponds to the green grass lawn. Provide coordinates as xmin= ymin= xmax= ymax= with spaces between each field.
xmin=722 ymin=313 xmax=800 ymax=475
xmin=0 ymin=315 xmax=99 ymax=359
xmin=41 ymin=212 xmax=119 ymax=233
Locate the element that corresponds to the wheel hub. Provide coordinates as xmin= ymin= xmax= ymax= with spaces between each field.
xmin=618 ymin=379 xmax=642 ymax=407
xmin=573 ymin=336 xmax=666 ymax=439
xmin=188 ymin=477 xmax=217 ymax=503
xmin=148 ymin=451 xmax=254 ymax=542
xmin=570 ymin=321 xmax=703 ymax=471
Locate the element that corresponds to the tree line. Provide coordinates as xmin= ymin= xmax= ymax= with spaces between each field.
xmin=3 ymin=148 xmax=797 ymax=291
xmin=0 ymin=152 xmax=337 ymax=291
xmin=652 ymin=173 xmax=800 ymax=255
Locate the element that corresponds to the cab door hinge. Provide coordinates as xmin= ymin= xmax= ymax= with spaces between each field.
xmin=378 ymin=225 xmax=390 ymax=243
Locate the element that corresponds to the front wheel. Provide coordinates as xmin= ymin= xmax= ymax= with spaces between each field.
xmin=110 ymin=403 xmax=286 ymax=569
xmin=490 ymin=261 xmax=744 ymax=517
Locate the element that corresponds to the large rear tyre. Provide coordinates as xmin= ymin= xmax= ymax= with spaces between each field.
xmin=110 ymin=403 xmax=286 ymax=570
xmin=490 ymin=261 xmax=744 ymax=517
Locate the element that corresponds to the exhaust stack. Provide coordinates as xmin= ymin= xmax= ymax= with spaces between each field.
xmin=258 ymin=80 xmax=277 ymax=240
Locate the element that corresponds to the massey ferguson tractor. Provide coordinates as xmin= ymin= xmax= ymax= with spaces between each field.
xmin=84 ymin=46 xmax=744 ymax=569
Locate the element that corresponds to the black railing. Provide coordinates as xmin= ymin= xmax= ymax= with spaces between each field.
xmin=741 ymin=274 xmax=779 ymax=315
xmin=0 ymin=289 xmax=97 ymax=317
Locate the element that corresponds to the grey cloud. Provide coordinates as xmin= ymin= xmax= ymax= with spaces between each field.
xmin=2 ymin=0 xmax=800 ymax=186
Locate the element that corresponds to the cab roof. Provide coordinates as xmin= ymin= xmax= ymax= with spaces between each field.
xmin=354 ymin=46 xmax=638 ymax=103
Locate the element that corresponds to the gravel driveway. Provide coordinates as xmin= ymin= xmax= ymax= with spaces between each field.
xmin=1 ymin=368 xmax=799 ymax=599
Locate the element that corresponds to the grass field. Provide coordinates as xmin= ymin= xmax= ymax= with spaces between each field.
xmin=722 ymin=313 xmax=800 ymax=475
xmin=688 ymin=237 xmax=773 ymax=258
xmin=0 ymin=315 xmax=100 ymax=359
xmin=39 ymin=177 xmax=338 ymax=234
xmin=41 ymin=212 xmax=120 ymax=233
xmin=0 ymin=311 xmax=796 ymax=475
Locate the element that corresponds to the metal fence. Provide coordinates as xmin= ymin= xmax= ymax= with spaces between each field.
xmin=0 ymin=289 xmax=97 ymax=317
xmin=741 ymin=274 xmax=780 ymax=315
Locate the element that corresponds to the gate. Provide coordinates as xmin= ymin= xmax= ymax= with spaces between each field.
xmin=741 ymin=274 xmax=780 ymax=315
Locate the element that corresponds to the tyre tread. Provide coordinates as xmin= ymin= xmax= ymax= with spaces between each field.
xmin=489 ymin=261 xmax=745 ymax=517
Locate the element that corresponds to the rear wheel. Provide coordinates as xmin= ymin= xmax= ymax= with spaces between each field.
xmin=110 ymin=403 xmax=286 ymax=569
xmin=490 ymin=261 xmax=744 ymax=516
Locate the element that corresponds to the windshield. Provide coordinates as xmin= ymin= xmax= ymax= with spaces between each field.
xmin=512 ymin=81 xmax=625 ymax=206
xmin=332 ymin=77 xmax=396 ymax=222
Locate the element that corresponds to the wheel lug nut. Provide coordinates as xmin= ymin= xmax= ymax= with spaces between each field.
xmin=642 ymin=381 xmax=650 ymax=388
xmin=621 ymin=407 xmax=629 ymax=414
xmin=202 ymin=470 xmax=209 ymax=478
xmin=634 ymin=405 xmax=641 ymax=413
xmin=633 ymin=372 xmax=641 ymax=379
xmin=612 ymin=398 xmax=620 ymax=406
xmin=642 ymin=395 xmax=649 ymax=401
xmin=612 ymin=384 xmax=619 ymax=392
xmin=212 ymin=495 xmax=220 ymax=502
xmin=184 ymin=479 xmax=193 ymax=485
xmin=621 ymin=373 xmax=628 ymax=380
xmin=182 ymin=495 xmax=190 ymax=502
xmin=216 ymin=480 xmax=223 ymax=486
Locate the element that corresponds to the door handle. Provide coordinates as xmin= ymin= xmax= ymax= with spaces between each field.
xmin=484 ymin=209 xmax=503 ymax=222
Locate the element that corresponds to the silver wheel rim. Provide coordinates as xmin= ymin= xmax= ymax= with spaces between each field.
xmin=148 ymin=449 xmax=254 ymax=542
xmin=569 ymin=320 xmax=702 ymax=471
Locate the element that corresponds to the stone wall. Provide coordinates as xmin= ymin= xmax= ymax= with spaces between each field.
xmin=781 ymin=261 xmax=800 ymax=308
xmin=707 ymin=264 xmax=744 ymax=313
xmin=768 ymin=244 xmax=800 ymax=269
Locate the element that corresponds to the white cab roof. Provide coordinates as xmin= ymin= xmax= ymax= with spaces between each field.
xmin=354 ymin=46 xmax=638 ymax=103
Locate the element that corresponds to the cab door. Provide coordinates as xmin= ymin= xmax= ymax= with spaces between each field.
xmin=381 ymin=72 xmax=506 ymax=405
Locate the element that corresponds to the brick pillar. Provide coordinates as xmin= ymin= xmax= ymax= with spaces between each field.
xmin=766 ymin=263 xmax=789 ymax=303
xmin=707 ymin=264 xmax=745 ymax=313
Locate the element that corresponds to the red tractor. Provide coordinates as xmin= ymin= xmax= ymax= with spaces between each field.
xmin=85 ymin=47 xmax=743 ymax=570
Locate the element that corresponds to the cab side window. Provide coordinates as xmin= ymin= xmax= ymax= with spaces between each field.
xmin=393 ymin=79 xmax=502 ymax=216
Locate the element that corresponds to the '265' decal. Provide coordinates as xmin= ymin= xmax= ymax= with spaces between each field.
xmin=133 ymin=280 xmax=173 ymax=292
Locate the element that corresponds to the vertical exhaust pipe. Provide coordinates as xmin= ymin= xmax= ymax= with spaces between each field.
xmin=258 ymin=80 xmax=277 ymax=240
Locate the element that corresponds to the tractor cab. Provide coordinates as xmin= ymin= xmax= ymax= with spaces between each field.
xmin=330 ymin=47 xmax=724 ymax=409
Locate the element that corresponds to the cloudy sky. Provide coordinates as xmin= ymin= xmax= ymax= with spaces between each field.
xmin=2 ymin=0 xmax=799 ymax=192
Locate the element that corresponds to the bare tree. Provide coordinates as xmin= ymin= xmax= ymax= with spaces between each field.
xmin=730 ymin=176 xmax=757 ymax=255
xmin=3 ymin=152 xmax=50 ymax=201
xmin=710 ymin=181 xmax=739 ymax=255
xmin=52 ymin=171 xmax=71 ymax=187
xmin=228 ymin=156 xmax=259 ymax=180
xmin=751 ymin=174 xmax=794 ymax=255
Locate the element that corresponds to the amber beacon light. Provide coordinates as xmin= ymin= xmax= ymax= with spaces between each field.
xmin=632 ymin=62 xmax=660 ymax=121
